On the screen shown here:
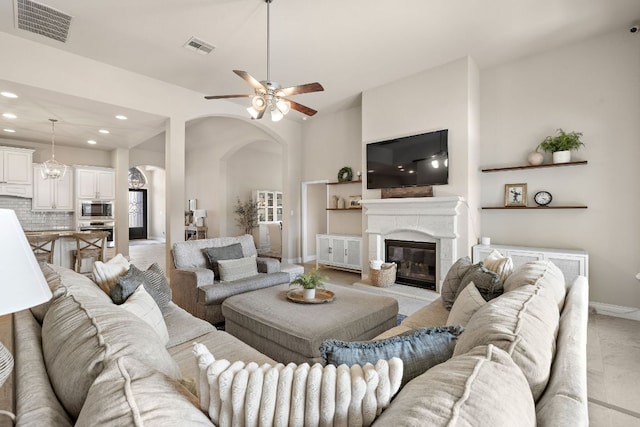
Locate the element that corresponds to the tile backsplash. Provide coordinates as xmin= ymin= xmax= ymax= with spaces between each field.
xmin=0 ymin=196 xmax=75 ymax=231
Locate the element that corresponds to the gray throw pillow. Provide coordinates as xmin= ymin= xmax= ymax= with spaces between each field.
xmin=111 ymin=264 xmax=145 ymax=304
xmin=111 ymin=264 xmax=172 ymax=311
xmin=141 ymin=263 xmax=172 ymax=311
xmin=455 ymin=262 xmax=503 ymax=303
xmin=202 ymin=243 xmax=244 ymax=278
xmin=320 ymin=325 xmax=463 ymax=387
xmin=441 ymin=257 xmax=473 ymax=310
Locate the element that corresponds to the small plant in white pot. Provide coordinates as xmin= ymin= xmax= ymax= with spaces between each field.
xmin=537 ymin=128 xmax=585 ymax=164
xmin=290 ymin=269 xmax=328 ymax=300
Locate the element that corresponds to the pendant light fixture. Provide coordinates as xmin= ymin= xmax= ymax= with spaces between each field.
xmin=41 ymin=119 xmax=67 ymax=180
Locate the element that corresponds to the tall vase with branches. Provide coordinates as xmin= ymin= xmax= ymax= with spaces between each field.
xmin=234 ymin=197 xmax=259 ymax=236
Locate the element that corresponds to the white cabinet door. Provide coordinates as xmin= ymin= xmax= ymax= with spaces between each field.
xmin=2 ymin=148 xmax=32 ymax=184
xmin=33 ymin=165 xmax=54 ymax=210
xmin=33 ymin=165 xmax=74 ymax=211
xmin=53 ymin=169 xmax=74 ymax=210
xmin=316 ymin=234 xmax=362 ymax=271
xmin=76 ymin=167 xmax=115 ymax=200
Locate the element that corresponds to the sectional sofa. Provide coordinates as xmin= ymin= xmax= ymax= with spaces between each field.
xmin=10 ymin=257 xmax=588 ymax=426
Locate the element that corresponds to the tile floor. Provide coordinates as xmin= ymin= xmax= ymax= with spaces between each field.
xmin=128 ymin=242 xmax=640 ymax=426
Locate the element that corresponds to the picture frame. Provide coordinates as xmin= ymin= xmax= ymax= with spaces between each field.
xmin=504 ymin=183 xmax=527 ymax=207
xmin=348 ymin=195 xmax=362 ymax=208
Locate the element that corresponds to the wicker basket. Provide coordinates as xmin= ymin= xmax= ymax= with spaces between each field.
xmin=370 ymin=262 xmax=397 ymax=288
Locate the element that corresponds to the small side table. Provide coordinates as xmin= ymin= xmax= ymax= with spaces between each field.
xmin=185 ymin=226 xmax=207 ymax=241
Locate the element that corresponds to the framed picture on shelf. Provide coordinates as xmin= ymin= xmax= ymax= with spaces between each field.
xmin=348 ymin=195 xmax=362 ymax=208
xmin=504 ymin=183 xmax=527 ymax=207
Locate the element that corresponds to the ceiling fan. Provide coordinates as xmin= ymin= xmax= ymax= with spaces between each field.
xmin=204 ymin=0 xmax=324 ymax=121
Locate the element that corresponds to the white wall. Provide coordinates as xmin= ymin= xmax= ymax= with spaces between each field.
xmin=227 ymin=140 xmax=282 ymax=236
xmin=480 ymin=29 xmax=640 ymax=309
xmin=361 ymin=57 xmax=481 ymax=266
xmin=146 ymin=167 xmax=166 ymax=240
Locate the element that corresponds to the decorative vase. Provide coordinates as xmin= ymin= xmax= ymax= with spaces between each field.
xmin=330 ymin=195 xmax=339 ymax=209
xmin=303 ymin=288 xmax=316 ymax=300
xmin=552 ymin=150 xmax=571 ymax=164
xmin=527 ymin=151 xmax=544 ymax=166
xmin=337 ymin=197 xmax=346 ymax=209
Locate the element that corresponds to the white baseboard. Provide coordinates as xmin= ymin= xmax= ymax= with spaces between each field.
xmin=589 ymin=301 xmax=640 ymax=321
xmin=302 ymin=255 xmax=317 ymax=263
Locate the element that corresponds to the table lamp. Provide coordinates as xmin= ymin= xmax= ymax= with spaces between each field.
xmin=193 ymin=209 xmax=207 ymax=227
xmin=0 ymin=209 xmax=53 ymax=421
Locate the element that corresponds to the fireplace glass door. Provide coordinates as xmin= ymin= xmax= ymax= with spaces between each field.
xmin=385 ymin=239 xmax=436 ymax=290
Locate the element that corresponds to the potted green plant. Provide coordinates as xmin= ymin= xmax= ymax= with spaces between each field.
xmin=290 ymin=268 xmax=328 ymax=300
xmin=537 ymin=128 xmax=585 ymax=164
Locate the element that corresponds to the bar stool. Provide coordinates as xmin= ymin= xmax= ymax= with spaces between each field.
xmin=27 ymin=234 xmax=60 ymax=264
xmin=72 ymin=231 xmax=109 ymax=276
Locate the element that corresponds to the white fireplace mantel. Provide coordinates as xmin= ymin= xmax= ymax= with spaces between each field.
xmin=360 ymin=196 xmax=464 ymax=292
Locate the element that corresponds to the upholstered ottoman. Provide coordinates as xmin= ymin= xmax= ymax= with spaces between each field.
xmin=222 ymin=284 xmax=398 ymax=364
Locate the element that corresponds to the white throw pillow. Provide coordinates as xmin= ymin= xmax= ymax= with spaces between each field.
xmin=482 ymin=249 xmax=514 ymax=282
xmin=120 ymin=286 xmax=170 ymax=345
xmin=217 ymin=255 xmax=258 ymax=282
xmin=92 ymin=254 xmax=130 ymax=294
xmin=192 ymin=343 xmax=403 ymax=427
xmin=446 ymin=281 xmax=486 ymax=327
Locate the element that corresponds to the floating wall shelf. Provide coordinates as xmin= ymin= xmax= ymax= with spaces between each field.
xmin=481 ymin=160 xmax=587 ymax=173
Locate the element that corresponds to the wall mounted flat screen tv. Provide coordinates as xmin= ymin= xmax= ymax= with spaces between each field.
xmin=366 ymin=129 xmax=448 ymax=190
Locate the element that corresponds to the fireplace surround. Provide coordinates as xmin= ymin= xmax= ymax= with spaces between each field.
xmin=360 ymin=196 xmax=465 ymax=292
xmin=385 ymin=239 xmax=437 ymax=290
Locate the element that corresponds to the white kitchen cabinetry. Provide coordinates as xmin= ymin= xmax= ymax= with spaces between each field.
xmin=32 ymin=164 xmax=74 ymax=211
xmin=75 ymin=166 xmax=115 ymax=200
xmin=316 ymin=234 xmax=362 ymax=271
xmin=472 ymin=244 xmax=588 ymax=284
xmin=0 ymin=146 xmax=34 ymax=197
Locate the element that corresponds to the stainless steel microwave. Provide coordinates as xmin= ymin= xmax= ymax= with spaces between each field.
xmin=79 ymin=200 xmax=114 ymax=219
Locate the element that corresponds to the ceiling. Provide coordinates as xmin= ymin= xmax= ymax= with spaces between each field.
xmin=0 ymin=0 xmax=639 ymax=151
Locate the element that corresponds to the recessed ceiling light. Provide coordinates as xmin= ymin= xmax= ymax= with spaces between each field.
xmin=98 ymin=129 xmax=110 ymax=134
xmin=87 ymin=140 xmax=97 ymax=145
xmin=0 ymin=92 xmax=18 ymax=99
xmin=115 ymin=115 xmax=128 ymax=120
xmin=2 ymin=113 xmax=17 ymax=119
xmin=3 ymin=128 xmax=16 ymax=133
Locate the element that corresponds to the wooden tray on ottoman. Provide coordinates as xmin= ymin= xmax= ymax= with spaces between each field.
xmin=286 ymin=289 xmax=335 ymax=304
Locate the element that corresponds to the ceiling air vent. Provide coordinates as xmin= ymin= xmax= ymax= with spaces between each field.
xmin=183 ymin=37 xmax=215 ymax=55
xmin=14 ymin=0 xmax=72 ymax=43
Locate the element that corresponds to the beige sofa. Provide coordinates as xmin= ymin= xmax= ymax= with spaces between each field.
xmin=170 ymin=235 xmax=290 ymax=324
xmin=11 ymin=259 xmax=588 ymax=426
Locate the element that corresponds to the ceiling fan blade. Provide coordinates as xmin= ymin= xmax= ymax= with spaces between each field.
xmin=279 ymin=82 xmax=324 ymax=97
xmin=204 ymin=94 xmax=251 ymax=99
xmin=286 ymin=99 xmax=318 ymax=116
xmin=233 ymin=70 xmax=265 ymax=90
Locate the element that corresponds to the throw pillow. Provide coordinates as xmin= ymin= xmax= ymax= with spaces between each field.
xmin=192 ymin=343 xmax=403 ymax=427
xmin=454 ymin=262 xmax=503 ymax=303
xmin=92 ymin=253 xmax=130 ymax=294
xmin=76 ymin=357 xmax=212 ymax=427
xmin=373 ymin=345 xmax=536 ymax=426
xmin=120 ymin=286 xmax=170 ymax=345
xmin=140 ymin=263 xmax=172 ymax=311
xmin=217 ymin=255 xmax=258 ymax=282
xmin=446 ymin=281 xmax=486 ymax=327
xmin=320 ymin=325 xmax=463 ymax=387
xmin=441 ymin=257 xmax=472 ymax=310
xmin=453 ymin=284 xmax=560 ymax=401
xmin=504 ymin=260 xmax=567 ymax=310
xmin=482 ymin=249 xmax=514 ymax=282
xmin=110 ymin=264 xmax=145 ymax=304
xmin=202 ymin=243 xmax=244 ymax=278
xmin=42 ymin=292 xmax=182 ymax=418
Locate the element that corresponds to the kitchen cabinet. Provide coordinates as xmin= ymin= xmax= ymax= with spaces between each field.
xmin=75 ymin=166 xmax=115 ymax=200
xmin=316 ymin=234 xmax=362 ymax=271
xmin=0 ymin=146 xmax=34 ymax=197
xmin=32 ymin=164 xmax=74 ymax=211
xmin=472 ymin=243 xmax=588 ymax=284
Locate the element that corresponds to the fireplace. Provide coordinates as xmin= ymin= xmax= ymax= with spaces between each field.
xmin=385 ymin=239 xmax=437 ymax=290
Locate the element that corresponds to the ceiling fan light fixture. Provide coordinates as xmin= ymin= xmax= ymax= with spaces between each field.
xmin=41 ymin=119 xmax=67 ymax=180
xmin=247 ymin=106 xmax=260 ymax=119
xmin=252 ymin=95 xmax=266 ymax=111
xmin=270 ymin=107 xmax=283 ymax=122
xmin=276 ymin=98 xmax=291 ymax=115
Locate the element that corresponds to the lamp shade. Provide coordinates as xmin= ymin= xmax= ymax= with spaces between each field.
xmin=0 ymin=209 xmax=52 ymax=316
xmin=193 ymin=209 xmax=207 ymax=218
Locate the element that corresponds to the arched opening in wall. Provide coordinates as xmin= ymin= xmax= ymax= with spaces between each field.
xmin=128 ymin=165 xmax=166 ymax=243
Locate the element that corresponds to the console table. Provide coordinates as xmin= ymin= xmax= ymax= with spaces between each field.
xmin=185 ymin=226 xmax=207 ymax=241
xmin=472 ymin=244 xmax=588 ymax=285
